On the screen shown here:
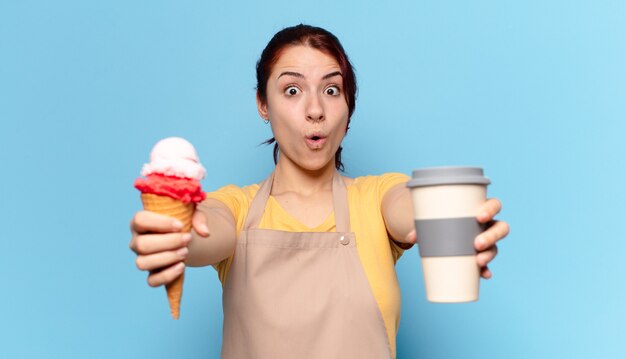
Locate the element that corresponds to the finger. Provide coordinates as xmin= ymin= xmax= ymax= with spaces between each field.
xmin=477 ymin=198 xmax=502 ymax=223
xmin=147 ymin=262 xmax=185 ymax=287
xmin=192 ymin=210 xmax=210 ymax=237
xmin=133 ymin=232 xmax=192 ymax=255
xmin=476 ymin=245 xmax=498 ymax=267
xmin=480 ymin=266 xmax=493 ymax=279
xmin=136 ymin=248 xmax=189 ymax=271
xmin=404 ymin=229 xmax=417 ymax=244
xmin=132 ymin=210 xmax=184 ymax=234
xmin=475 ymin=220 xmax=510 ymax=251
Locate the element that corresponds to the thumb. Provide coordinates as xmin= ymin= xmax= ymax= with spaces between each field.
xmin=192 ymin=210 xmax=210 ymax=237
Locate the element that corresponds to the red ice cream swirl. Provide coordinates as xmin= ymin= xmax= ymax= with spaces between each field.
xmin=134 ymin=173 xmax=206 ymax=204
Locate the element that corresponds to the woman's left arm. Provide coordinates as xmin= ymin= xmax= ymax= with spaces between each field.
xmin=381 ymin=183 xmax=510 ymax=279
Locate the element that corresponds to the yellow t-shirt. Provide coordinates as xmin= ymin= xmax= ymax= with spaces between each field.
xmin=206 ymin=172 xmax=411 ymax=358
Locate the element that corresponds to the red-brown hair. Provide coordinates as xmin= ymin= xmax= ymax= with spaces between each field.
xmin=257 ymin=24 xmax=357 ymax=172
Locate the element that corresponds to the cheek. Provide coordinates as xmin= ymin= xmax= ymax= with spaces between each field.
xmin=267 ymin=97 xmax=300 ymax=121
xmin=335 ymin=107 xmax=350 ymax=132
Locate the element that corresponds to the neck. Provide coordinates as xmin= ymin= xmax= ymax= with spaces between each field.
xmin=272 ymin=158 xmax=336 ymax=196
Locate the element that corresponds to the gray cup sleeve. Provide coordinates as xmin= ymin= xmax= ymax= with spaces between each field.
xmin=415 ymin=217 xmax=487 ymax=257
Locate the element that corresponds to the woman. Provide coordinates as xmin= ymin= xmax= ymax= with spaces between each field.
xmin=130 ymin=24 xmax=509 ymax=359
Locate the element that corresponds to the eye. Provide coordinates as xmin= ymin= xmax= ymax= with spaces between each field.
xmin=284 ymin=86 xmax=301 ymax=96
xmin=325 ymin=86 xmax=340 ymax=96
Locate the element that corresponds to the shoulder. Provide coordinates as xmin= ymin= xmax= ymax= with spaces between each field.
xmin=203 ymin=183 xmax=260 ymax=217
xmin=345 ymin=172 xmax=410 ymax=206
xmin=206 ymin=183 xmax=259 ymax=200
xmin=210 ymin=183 xmax=259 ymax=196
xmin=350 ymin=172 xmax=410 ymax=193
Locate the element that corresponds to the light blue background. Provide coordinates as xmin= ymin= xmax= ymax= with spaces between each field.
xmin=1 ymin=1 xmax=625 ymax=358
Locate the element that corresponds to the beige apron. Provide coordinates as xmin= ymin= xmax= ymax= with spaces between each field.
xmin=220 ymin=172 xmax=392 ymax=359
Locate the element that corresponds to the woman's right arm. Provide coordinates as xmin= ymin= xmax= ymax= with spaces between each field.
xmin=129 ymin=198 xmax=237 ymax=287
xmin=186 ymin=198 xmax=237 ymax=267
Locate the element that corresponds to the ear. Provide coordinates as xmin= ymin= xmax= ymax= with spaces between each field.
xmin=256 ymin=93 xmax=269 ymax=121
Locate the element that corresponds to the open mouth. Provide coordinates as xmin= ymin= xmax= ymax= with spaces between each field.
xmin=306 ymin=134 xmax=327 ymax=149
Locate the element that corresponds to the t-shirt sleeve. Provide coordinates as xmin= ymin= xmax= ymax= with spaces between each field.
xmin=203 ymin=184 xmax=258 ymax=233
xmin=376 ymin=172 xmax=412 ymax=262
xmin=377 ymin=172 xmax=410 ymax=195
xmin=203 ymin=185 xmax=245 ymax=222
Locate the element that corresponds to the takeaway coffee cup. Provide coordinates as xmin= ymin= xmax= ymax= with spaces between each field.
xmin=407 ymin=166 xmax=490 ymax=303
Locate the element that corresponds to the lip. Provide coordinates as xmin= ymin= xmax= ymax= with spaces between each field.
xmin=305 ymin=133 xmax=327 ymax=149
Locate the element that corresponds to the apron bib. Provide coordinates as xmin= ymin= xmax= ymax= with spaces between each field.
xmin=221 ymin=172 xmax=391 ymax=359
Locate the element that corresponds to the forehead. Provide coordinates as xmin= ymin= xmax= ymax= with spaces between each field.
xmin=272 ymin=45 xmax=340 ymax=76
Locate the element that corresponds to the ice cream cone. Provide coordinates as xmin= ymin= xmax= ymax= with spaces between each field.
xmin=140 ymin=192 xmax=194 ymax=319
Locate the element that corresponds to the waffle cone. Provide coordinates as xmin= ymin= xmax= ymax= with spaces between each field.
xmin=140 ymin=193 xmax=194 ymax=320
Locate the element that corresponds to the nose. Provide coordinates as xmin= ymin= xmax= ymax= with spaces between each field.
xmin=305 ymin=93 xmax=324 ymax=122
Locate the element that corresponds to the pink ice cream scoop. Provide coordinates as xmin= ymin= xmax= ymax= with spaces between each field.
xmin=141 ymin=137 xmax=206 ymax=180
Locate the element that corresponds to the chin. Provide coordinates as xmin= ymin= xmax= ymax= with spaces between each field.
xmin=299 ymin=157 xmax=336 ymax=173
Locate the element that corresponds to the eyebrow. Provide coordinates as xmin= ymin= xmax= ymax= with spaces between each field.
xmin=277 ymin=71 xmax=343 ymax=80
xmin=278 ymin=71 xmax=304 ymax=79
xmin=322 ymin=71 xmax=343 ymax=80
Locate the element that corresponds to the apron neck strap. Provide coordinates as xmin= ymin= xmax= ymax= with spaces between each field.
xmin=243 ymin=171 xmax=351 ymax=232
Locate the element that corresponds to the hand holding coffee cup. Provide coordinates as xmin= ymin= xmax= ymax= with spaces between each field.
xmin=474 ymin=197 xmax=507 ymax=280
xmin=407 ymin=166 xmax=498 ymax=303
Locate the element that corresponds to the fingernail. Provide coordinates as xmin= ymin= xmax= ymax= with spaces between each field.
xmin=480 ymin=212 xmax=489 ymax=220
xmin=176 ymin=262 xmax=185 ymax=272
xmin=200 ymin=224 xmax=210 ymax=234
xmin=177 ymin=247 xmax=188 ymax=258
xmin=172 ymin=220 xmax=184 ymax=230
xmin=181 ymin=233 xmax=192 ymax=244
